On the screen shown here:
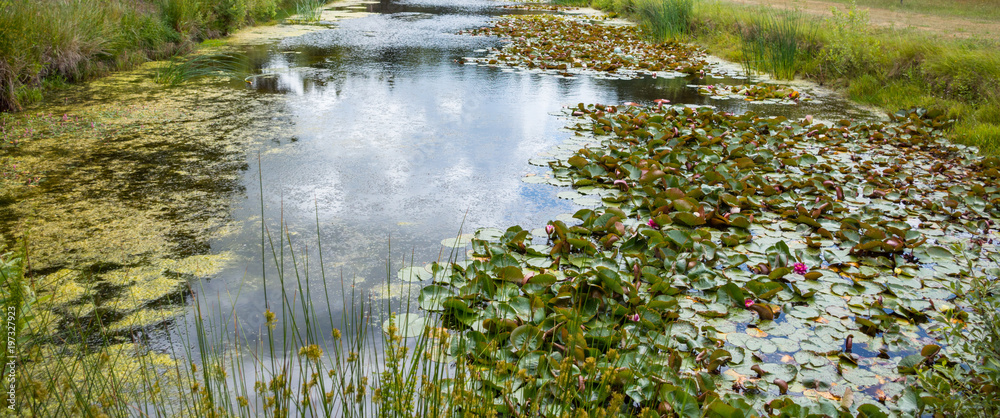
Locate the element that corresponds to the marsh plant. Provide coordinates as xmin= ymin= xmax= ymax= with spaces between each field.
xmin=634 ymin=0 xmax=694 ymax=41
xmin=294 ymin=0 xmax=324 ymax=22
xmin=737 ymin=10 xmax=807 ymax=80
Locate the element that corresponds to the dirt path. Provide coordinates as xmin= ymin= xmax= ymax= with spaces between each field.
xmin=720 ymin=0 xmax=1000 ymax=41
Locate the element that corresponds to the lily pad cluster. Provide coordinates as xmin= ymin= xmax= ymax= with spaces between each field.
xmin=459 ymin=14 xmax=709 ymax=78
xmin=500 ymin=3 xmax=574 ymax=11
xmin=409 ymin=102 xmax=1000 ymax=416
xmin=696 ymin=83 xmax=809 ymax=104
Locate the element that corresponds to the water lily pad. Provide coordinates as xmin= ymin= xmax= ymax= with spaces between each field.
xmin=383 ymin=313 xmax=426 ymax=338
xmin=398 ymin=266 xmax=432 ymax=282
xmin=441 ymin=234 xmax=474 ymax=248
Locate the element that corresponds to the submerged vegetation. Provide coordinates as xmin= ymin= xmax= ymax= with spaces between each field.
xmin=153 ymin=53 xmax=252 ymax=85
xmin=0 ymin=0 xmax=319 ymax=112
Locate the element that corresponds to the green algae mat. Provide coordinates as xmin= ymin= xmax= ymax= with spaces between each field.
xmin=402 ymin=103 xmax=1000 ymax=416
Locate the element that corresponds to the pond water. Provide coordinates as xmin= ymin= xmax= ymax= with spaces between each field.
xmin=1 ymin=0 xmax=881 ymax=373
xmin=12 ymin=0 xmax=1000 ymax=414
xmin=196 ymin=0 xmax=880 ymax=342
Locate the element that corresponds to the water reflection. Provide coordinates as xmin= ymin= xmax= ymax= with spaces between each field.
xmin=191 ymin=0 xmax=877 ymax=344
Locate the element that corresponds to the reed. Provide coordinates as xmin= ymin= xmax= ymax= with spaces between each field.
xmin=634 ymin=0 xmax=694 ymax=41
xmin=736 ymin=9 xmax=806 ymax=80
xmin=294 ymin=0 xmax=324 ymax=22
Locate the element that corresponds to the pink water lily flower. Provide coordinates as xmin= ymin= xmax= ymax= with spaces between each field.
xmin=744 ymin=299 xmax=755 ymax=308
xmin=647 ymin=219 xmax=659 ymax=229
xmin=793 ymin=262 xmax=808 ymax=275
xmin=545 ymin=224 xmax=555 ymax=235
xmin=629 ymin=313 xmax=640 ymax=322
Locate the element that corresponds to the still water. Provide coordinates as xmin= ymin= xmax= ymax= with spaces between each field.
xmin=196 ymin=0 xmax=877 ymax=343
xmin=1 ymin=0 xmax=875 ymax=349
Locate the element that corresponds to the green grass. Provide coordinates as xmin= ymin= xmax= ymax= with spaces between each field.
xmin=634 ymin=0 xmax=694 ymax=40
xmin=294 ymin=0 xmax=324 ymax=22
xmin=0 ymin=0 xmax=303 ymax=112
xmin=735 ymin=9 xmax=808 ymax=80
xmin=815 ymin=0 xmax=1000 ymax=22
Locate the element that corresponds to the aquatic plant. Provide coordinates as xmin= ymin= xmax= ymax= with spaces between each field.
xmin=293 ymin=0 xmax=324 ymax=22
xmin=461 ymin=14 xmax=708 ymax=78
xmin=488 ymin=101 xmax=1000 ymax=414
xmin=736 ymin=9 xmax=807 ymax=80
xmin=634 ymin=0 xmax=694 ymax=41
xmin=697 ymin=82 xmax=807 ymax=103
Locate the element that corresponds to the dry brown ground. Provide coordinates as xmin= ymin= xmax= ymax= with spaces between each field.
xmin=719 ymin=0 xmax=1000 ymax=41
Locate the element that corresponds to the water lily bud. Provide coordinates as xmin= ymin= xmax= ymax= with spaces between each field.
xmin=545 ymin=224 xmax=554 ymax=235
xmin=774 ymin=379 xmax=788 ymax=395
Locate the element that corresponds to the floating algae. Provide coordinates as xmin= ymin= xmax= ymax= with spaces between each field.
xmin=107 ymin=307 xmax=188 ymax=333
xmin=0 ymin=50 xmax=298 ymax=400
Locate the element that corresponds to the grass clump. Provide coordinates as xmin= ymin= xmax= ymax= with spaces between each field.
xmin=634 ymin=0 xmax=694 ymax=40
xmin=294 ymin=0 xmax=324 ymax=22
xmin=736 ymin=9 xmax=808 ymax=80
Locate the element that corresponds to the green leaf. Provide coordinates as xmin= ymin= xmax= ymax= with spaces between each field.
xmin=496 ymin=265 xmax=524 ymax=282
xmin=383 ymin=313 xmax=426 ymax=338
xmin=598 ymin=267 xmax=625 ymax=295
xmin=509 ymin=324 xmax=543 ymax=354
xmin=673 ymin=212 xmax=706 ymax=227
xmin=898 ymin=386 xmax=924 ymax=414
xmin=663 ymin=388 xmax=700 ymax=418
xmin=418 ymin=285 xmax=455 ymax=312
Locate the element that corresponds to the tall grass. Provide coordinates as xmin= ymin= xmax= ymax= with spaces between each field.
xmin=634 ymin=0 xmax=694 ymax=41
xmin=736 ymin=10 xmax=807 ymax=80
xmin=294 ymin=0 xmax=324 ymax=22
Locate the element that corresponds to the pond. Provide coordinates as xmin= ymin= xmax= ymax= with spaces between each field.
xmin=3 ymin=0 xmax=995 ymax=415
